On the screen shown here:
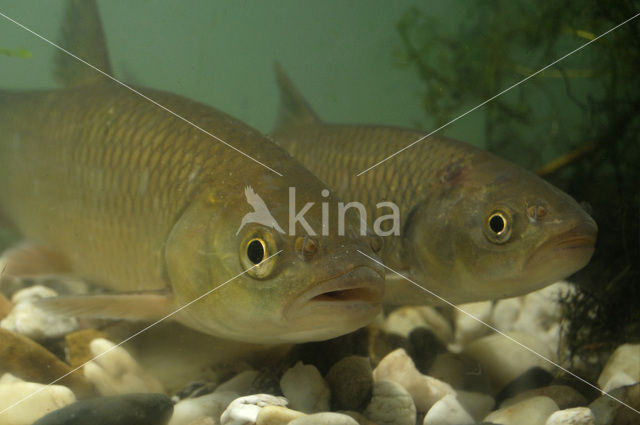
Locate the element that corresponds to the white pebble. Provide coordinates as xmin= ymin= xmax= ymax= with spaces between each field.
xmin=423 ymin=394 xmax=474 ymax=425
xmin=383 ymin=306 xmax=427 ymax=337
xmin=597 ymin=344 xmax=640 ymax=390
xmin=384 ymin=306 xmax=453 ymax=344
xmin=427 ymin=353 xmax=464 ymax=390
xmin=454 ymin=301 xmax=492 ymax=346
xmin=545 ymin=407 xmax=596 ymax=425
xmin=0 ymin=378 xmax=76 ymax=425
xmin=452 ymin=390 xmax=494 ymax=422
xmin=216 ymin=370 xmax=259 ymax=395
xmin=83 ymin=338 xmax=164 ymax=395
xmin=364 ymin=379 xmax=416 ymax=425
xmin=221 ymin=394 xmax=288 ymax=425
xmin=0 ymin=285 xmax=77 ymax=339
xmin=0 ymin=373 xmax=22 ymax=385
xmin=510 ymin=283 xmax=573 ymax=353
xmin=373 ymin=348 xmax=455 ymax=412
xmin=11 ymin=285 xmax=58 ymax=303
xmin=491 ymin=297 xmax=523 ymax=332
xmin=490 ymin=283 xmax=574 ymax=355
xmin=601 ymin=372 xmax=637 ymax=393
xmin=185 ymin=418 xmax=216 ymax=425
xmin=463 ymin=331 xmax=555 ymax=390
xmin=484 ymin=396 xmax=559 ymax=425
xmin=289 ymin=412 xmax=358 ymax=425
xmin=255 ymin=405 xmax=306 ymax=425
xmin=588 ymin=386 xmax=626 ymax=425
xmin=517 ymin=283 xmax=574 ymax=329
xmin=280 ymin=361 xmax=330 ymax=413
xmin=169 ymin=391 xmax=238 ymax=425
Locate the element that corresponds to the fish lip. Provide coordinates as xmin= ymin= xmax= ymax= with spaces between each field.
xmin=284 ymin=265 xmax=385 ymax=320
xmin=547 ymin=220 xmax=597 ymax=251
xmin=525 ymin=220 xmax=597 ymax=269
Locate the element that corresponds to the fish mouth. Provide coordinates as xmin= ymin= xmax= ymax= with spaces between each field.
xmin=547 ymin=220 xmax=597 ymax=252
xmin=284 ymin=265 xmax=385 ymax=320
xmin=525 ymin=220 xmax=597 ymax=273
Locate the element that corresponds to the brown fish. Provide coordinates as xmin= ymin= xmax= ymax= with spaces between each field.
xmin=0 ymin=1 xmax=385 ymax=343
xmin=271 ymin=64 xmax=597 ymax=305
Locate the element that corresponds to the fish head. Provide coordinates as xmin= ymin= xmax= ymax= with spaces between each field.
xmin=406 ymin=154 xmax=597 ymax=303
xmin=165 ymin=172 xmax=384 ymax=343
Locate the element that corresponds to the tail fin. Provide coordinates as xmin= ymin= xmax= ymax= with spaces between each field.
xmin=54 ymin=0 xmax=112 ymax=87
xmin=273 ymin=62 xmax=321 ymax=133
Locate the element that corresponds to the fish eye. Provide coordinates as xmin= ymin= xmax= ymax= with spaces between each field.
xmin=239 ymin=230 xmax=278 ymax=279
xmin=484 ymin=210 xmax=512 ymax=244
xmin=246 ymin=239 xmax=265 ymax=264
xmin=489 ymin=214 xmax=505 ymax=233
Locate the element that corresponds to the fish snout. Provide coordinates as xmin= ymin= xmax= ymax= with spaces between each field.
xmin=525 ymin=217 xmax=598 ymax=276
xmin=553 ymin=218 xmax=597 ymax=251
xmin=284 ymin=265 xmax=385 ymax=321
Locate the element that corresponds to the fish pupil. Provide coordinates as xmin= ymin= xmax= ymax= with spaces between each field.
xmin=247 ymin=239 xmax=265 ymax=264
xmin=489 ymin=215 xmax=505 ymax=234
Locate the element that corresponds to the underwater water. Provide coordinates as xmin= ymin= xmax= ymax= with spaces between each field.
xmin=0 ymin=1 xmax=638 ymax=424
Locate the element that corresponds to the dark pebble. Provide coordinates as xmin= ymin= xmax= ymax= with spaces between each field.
xmin=173 ymin=381 xmax=218 ymax=401
xmin=368 ymin=327 xmax=411 ymax=365
xmin=552 ymin=373 xmax=602 ymax=403
xmin=295 ymin=327 xmax=370 ymax=374
xmin=408 ymin=327 xmax=446 ymax=374
xmin=506 ymin=384 xmax=587 ymax=409
xmin=495 ymin=366 xmax=553 ymax=404
xmin=31 ymin=393 xmax=173 ymax=425
xmin=325 ymin=355 xmax=373 ymax=410
xmin=250 ymin=365 xmax=286 ymax=395
xmin=460 ymin=355 xmax=493 ymax=394
xmin=248 ymin=328 xmax=371 ymax=394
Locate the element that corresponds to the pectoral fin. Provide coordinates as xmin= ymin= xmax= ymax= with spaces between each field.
xmin=37 ymin=292 xmax=176 ymax=322
xmin=0 ymin=242 xmax=72 ymax=277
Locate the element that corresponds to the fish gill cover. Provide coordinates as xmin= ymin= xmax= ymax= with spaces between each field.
xmin=396 ymin=0 xmax=640 ymax=376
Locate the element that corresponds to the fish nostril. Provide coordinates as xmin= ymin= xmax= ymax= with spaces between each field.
xmin=527 ymin=204 xmax=548 ymax=221
xmin=295 ymin=236 xmax=318 ymax=260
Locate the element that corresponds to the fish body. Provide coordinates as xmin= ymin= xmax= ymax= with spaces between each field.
xmin=0 ymin=1 xmax=385 ymax=343
xmin=271 ymin=65 xmax=597 ymax=305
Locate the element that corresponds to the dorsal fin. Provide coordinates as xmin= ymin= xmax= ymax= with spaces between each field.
xmin=273 ymin=62 xmax=321 ymax=132
xmin=54 ymin=0 xmax=112 ymax=87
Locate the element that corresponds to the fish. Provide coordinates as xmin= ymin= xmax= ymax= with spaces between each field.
xmin=270 ymin=64 xmax=597 ymax=305
xmin=0 ymin=0 xmax=385 ymax=344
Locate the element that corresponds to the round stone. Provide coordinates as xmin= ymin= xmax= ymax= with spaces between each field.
xmin=31 ymin=393 xmax=173 ymax=425
xmin=325 ymin=355 xmax=373 ymax=410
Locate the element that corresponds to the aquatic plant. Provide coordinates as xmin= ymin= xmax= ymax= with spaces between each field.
xmin=397 ymin=0 xmax=640 ymax=373
xmin=0 ymin=47 xmax=31 ymax=59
